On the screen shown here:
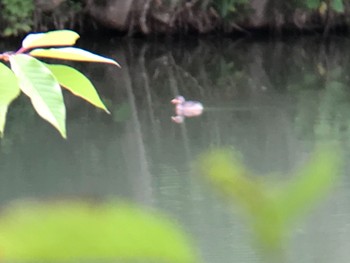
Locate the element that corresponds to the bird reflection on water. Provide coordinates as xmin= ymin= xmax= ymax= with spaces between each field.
xmin=171 ymin=96 xmax=204 ymax=123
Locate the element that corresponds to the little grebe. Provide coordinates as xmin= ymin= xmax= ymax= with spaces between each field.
xmin=171 ymin=96 xmax=203 ymax=123
xmin=171 ymin=96 xmax=204 ymax=117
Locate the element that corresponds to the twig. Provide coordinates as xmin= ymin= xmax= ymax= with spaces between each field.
xmin=140 ymin=0 xmax=152 ymax=34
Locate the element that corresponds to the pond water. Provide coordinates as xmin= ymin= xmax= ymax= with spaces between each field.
xmin=1 ymin=36 xmax=350 ymax=263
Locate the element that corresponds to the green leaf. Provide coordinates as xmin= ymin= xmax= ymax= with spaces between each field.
xmin=22 ymin=30 xmax=80 ymax=50
xmin=305 ymin=0 xmax=321 ymax=9
xmin=0 ymin=201 xmax=197 ymax=263
xmin=9 ymin=54 xmax=66 ymax=138
xmin=30 ymin=47 xmax=120 ymax=67
xmin=331 ymin=0 xmax=344 ymax=12
xmin=276 ymin=149 xmax=341 ymax=223
xmin=0 ymin=62 xmax=21 ymax=136
xmin=198 ymin=149 xmax=267 ymax=217
xmin=46 ymin=64 xmax=109 ymax=113
xmin=197 ymin=148 xmax=341 ymax=254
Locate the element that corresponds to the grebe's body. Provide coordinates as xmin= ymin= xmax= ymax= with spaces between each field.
xmin=171 ymin=96 xmax=203 ymax=123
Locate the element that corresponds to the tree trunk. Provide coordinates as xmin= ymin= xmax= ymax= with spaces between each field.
xmin=85 ymin=0 xmax=134 ymax=30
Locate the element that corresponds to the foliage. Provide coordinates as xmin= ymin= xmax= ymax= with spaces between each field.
xmin=211 ymin=0 xmax=249 ymax=19
xmin=35 ymin=0 xmax=84 ymax=32
xmin=0 ymin=200 xmax=197 ymax=262
xmin=208 ymin=0 xmax=345 ymax=17
xmin=0 ymin=30 xmax=119 ymax=138
xmin=197 ymin=148 xmax=341 ymax=256
xmin=294 ymin=0 xmax=344 ymax=13
xmin=0 ymin=0 xmax=84 ymax=36
xmin=1 ymin=0 xmax=34 ymax=36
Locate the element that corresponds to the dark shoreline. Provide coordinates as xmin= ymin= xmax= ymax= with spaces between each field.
xmin=1 ymin=0 xmax=350 ymax=39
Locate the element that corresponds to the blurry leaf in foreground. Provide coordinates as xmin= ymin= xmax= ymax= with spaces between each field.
xmin=197 ymin=149 xmax=268 ymax=217
xmin=276 ymin=150 xmax=341 ymax=224
xmin=0 ymin=201 xmax=197 ymax=263
xmin=113 ymin=102 xmax=132 ymax=122
xmin=197 ymin=148 xmax=341 ymax=254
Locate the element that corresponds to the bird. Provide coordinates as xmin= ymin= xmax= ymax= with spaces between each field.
xmin=171 ymin=96 xmax=203 ymax=123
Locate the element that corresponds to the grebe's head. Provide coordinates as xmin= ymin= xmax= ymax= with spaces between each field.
xmin=171 ymin=96 xmax=185 ymax=105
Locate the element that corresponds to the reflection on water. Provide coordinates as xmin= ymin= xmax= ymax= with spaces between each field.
xmin=1 ymin=37 xmax=350 ymax=262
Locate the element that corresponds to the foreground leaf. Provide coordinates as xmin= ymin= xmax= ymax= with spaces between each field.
xmin=0 ymin=62 xmax=21 ymax=136
xmin=46 ymin=64 xmax=109 ymax=113
xmin=9 ymin=54 xmax=66 ymax=138
xmin=197 ymin=148 xmax=341 ymax=255
xmin=30 ymin=47 xmax=120 ymax=67
xmin=276 ymin=149 xmax=340 ymax=224
xmin=0 ymin=201 xmax=197 ymax=263
xmin=22 ymin=30 xmax=80 ymax=50
xmin=198 ymin=149 xmax=267 ymax=217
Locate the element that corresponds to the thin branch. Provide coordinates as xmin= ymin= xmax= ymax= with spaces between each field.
xmin=16 ymin=47 xmax=28 ymax=54
xmin=140 ymin=0 xmax=152 ymax=34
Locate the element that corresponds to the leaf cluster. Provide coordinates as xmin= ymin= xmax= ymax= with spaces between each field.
xmin=0 ymin=30 xmax=120 ymax=138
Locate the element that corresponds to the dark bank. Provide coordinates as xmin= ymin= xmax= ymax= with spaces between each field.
xmin=0 ymin=0 xmax=349 ymax=37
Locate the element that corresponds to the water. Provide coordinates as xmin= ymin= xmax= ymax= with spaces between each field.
xmin=1 ymin=36 xmax=350 ymax=262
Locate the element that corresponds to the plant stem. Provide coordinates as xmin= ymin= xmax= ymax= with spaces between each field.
xmin=16 ymin=47 xmax=28 ymax=54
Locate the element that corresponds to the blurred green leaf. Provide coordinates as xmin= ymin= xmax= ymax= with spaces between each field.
xmin=305 ymin=0 xmax=321 ymax=9
xmin=276 ymin=149 xmax=340 ymax=224
xmin=0 ymin=201 xmax=197 ymax=263
xmin=113 ymin=102 xmax=132 ymax=122
xmin=198 ymin=147 xmax=341 ymax=255
xmin=331 ymin=0 xmax=344 ymax=12
xmin=9 ymin=54 xmax=66 ymax=138
xmin=0 ymin=62 xmax=21 ymax=136
xmin=198 ymin=149 xmax=267 ymax=217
